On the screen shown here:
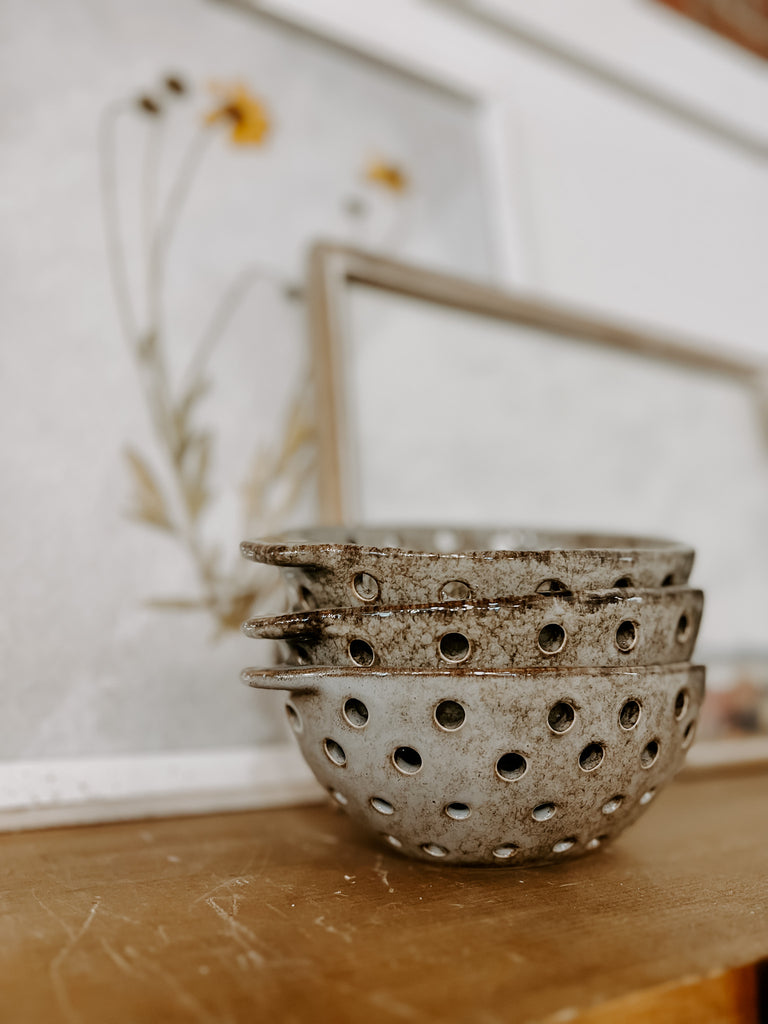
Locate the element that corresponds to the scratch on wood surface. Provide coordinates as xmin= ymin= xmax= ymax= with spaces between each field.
xmin=204 ymin=896 xmax=264 ymax=967
xmin=192 ymin=876 xmax=251 ymax=907
xmin=313 ymin=915 xmax=354 ymax=944
xmin=43 ymin=896 xmax=101 ymax=1024
xmin=373 ymin=855 xmax=395 ymax=893
xmin=117 ymin=945 xmax=225 ymax=1024
xmin=367 ymin=989 xmax=418 ymax=1019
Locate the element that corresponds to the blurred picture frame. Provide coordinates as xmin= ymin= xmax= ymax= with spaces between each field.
xmin=306 ymin=242 xmax=768 ymax=772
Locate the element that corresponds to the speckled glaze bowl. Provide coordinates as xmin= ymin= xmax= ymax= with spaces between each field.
xmin=241 ymin=526 xmax=695 ymax=609
xmin=242 ymin=588 xmax=703 ymax=671
xmin=242 ymin=663 xmax=705 ymax=866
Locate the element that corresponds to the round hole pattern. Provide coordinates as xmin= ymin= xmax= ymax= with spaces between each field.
xmin=553 ymin=837 xmax=576 ymax=854
xmin=298 ymin=585 xmax=317 ymax=610
xmin=370 ymin=797 xmax=394 ymax=816
xmin=538 ymin=623 xmax=566 ymax=655
xmin=613 ymin=576 xmax=633 ymax=588
xmin=291 ymin=644 xmax=311 ymax=665
xmin=444 ymin=802 xmax=471 ymax=820
xmin=348 ymin=638 xmax=375 ymax=667
xmin=548 ymin=701 xmax=576 ymax=734
xmin=640 ymin=788 xmax=656 ymax=806
xmin=343 ymin=697 xmax=369 ymax=728
xmin=532 ymin=803 xmax=556 ymax=822
xmin=579 ymin=742 xmax=605 ymax=772
xmin=602 ymin=795 xmax=624 ymax=815
xmin=641 ymin=739 xmax=660 ymax=768
xmin=440 ymin=579 xmax=471 ymax=601
xmin=324 ymin=739 xmax=347 ymax=767
xmin=585 ymin=837 xmax=602 ymax=850
xmin=535 ymin=579 xmax=571 ymax=594
xmin=438 ymin=632 xmax=471 ymax=664
xmin=384 ymin=834 xmax=402 ymax=849
xmin=330 ymin=789 xmax=347 ymax=806
xmin=496 ymin=752 xmax=527 ymax=781
xmin=421 ymin=843 xmax=448 ymax=858
xmin=352 ymin=571 xmax=380 ymax=602
xmin=676 ymin=614 xmax=690 ymax=643
xmin=492 ymin=844 xmax=519 ymax=860
xmin=285 ymin=703 xmax=302 ymax=733
xmin=615 ymin=620 xmax=638 ymax=653
xmin=393 ymin=746 xmax=423 ymax=775
xmin=674 ymin=689 xmax=689 ymax=720
xmin=662 ymin=574 xmax=674 ymax=586
xmin=619 ymin=699 xmax=641 ymax=730
xmin=683 ymin=720 xmax=697 ymax=749
xmin=434 ymin=699 xmax=466 ymax=731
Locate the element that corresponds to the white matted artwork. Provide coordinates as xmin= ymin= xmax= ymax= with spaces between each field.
xmin=0 ymin=1 xmax=507 ymax=828
xmin=308 ymin=245 xmax=768 ymax=769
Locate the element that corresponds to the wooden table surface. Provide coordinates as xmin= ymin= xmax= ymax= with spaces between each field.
xmin=2 ymin=769 xmax=767 ymax=1024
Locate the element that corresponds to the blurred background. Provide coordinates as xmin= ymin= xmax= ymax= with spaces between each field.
xmin=1 ymin=0 xmax=766 ymax=823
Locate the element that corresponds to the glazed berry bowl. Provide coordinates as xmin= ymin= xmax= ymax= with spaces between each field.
xmin=242 ymin=588 xmax=703 ymax=671
xmin=242 ymin=663 xmax=705 ymax=866
xmin=241 ymin=526 xmax=695 ymax=609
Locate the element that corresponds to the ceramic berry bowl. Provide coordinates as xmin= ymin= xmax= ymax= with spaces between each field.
xmin=242 ymin=663 xmax=705 ymax=866
xmin=241 ymin=526 xmax=694 ymax=609
xmin=242 ymin=588 xmax=703 ymax=671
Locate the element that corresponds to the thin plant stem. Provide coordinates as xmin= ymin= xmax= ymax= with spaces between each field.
xmin=180 ymin=261 xmax=287 ymax=396
xmin=141 ymin=116 xmax=165 ymax=292
xmin=98 ymin=99 xmax=139 ymax=347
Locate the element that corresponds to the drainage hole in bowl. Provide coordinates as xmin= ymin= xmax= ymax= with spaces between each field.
xmin=285 ymin=703 xmax=302 ymax=733
xmin=538 ymin=623 xmax=566 ymax=655
xmin=496 ymin=752 xmax=528 ymax=781
xmin=370 ymin=797 xmax=394 ymax=815
xmin=435 ymin=699 xmax=466 ymax=731
xmin=682 ymin=720 xmax=697 ymax=749
xmin=393 ymin=746 xmax=423 ymax=775
xmin=674 ymin=688 xmax=689 ymax=720
xmin=553 ymin=837 xmax=577 ymax=854
xmin=662 ymin=574 xmax=674 ymax=586
xmin=440 ymin=579 xmax=471 ymax=601
xmin=329 ymin=789 xmax=348 ymax=806
xmin=438 ymin=632 xmax=471 ymax=664
xmin=352 ymin=572 xmax=379 ymax=602
xmin=444 ymin=802 xmax=471 ymax=820
xmin=615 ymin=620 xmax=638 ymax=653
xmin=384 ymin=834 xmax=402 ymax=849
xmin=348 ymin=638 xmax=375 ymax=667
xmin=298 ymin=585 xmax=317 ymax=610
xmin=640 ymin=788 xmax=656 ymax=805
xmin=613 ymin=576 xmax=633 ymax=588
xmin=290 ymin=643 xmax=311 ymax=666
xmin=532 ymin=803 xmax=556 ymax=822
xmin=547 ymin=701 xmax=575 ymax=734
xmin=324 ymin=739 xmax=347 ymax=767
xmin=602 ymin=795 xmax=624 ymax=815
xmin=676 ymin=614 xmax=691 ymax=643
xmin=343 ymin=697 xmax=369 ymax=728
xmin=619 ymin=699 xmax=641 ymax=730
xmin=535 ymin=578 xmax=571 ymax=595
xmin=585 ymin=837 xmax=602 ymax=850
xmin=421 ymin=843 xmax=448 ymax=858
xmin=641 ymin=739 xmax=660 ymax=768
xmin=579 ymin=742 xmax=605 ymax=772
xmin=492 ymin=844 xmax=519 ymax=860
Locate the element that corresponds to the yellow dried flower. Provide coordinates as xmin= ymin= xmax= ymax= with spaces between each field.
xmin=206 ymin=83 xmax=270 ymax=146
xmin=365 ymin=160 xmax=408 ymax=192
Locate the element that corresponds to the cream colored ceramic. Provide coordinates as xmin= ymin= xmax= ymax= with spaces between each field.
xmin=242 ymin=663 xmax=705 ymax=866
xmin=243 ymin=588 xmax=703 ymax=670
xmin=241 ymin=526 xmax=695 ymax=609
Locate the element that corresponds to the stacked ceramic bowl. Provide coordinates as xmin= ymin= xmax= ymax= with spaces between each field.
xmin=241 ymin=526 xmax=704 ymax=866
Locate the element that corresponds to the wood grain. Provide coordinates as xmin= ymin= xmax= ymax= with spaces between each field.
xmin=1 ymin=770 xmax=766 ymax=1023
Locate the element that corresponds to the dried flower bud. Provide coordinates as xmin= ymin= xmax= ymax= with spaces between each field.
xmin=137 ymin=95 xmax=161 ymax=115
xmin=283 ymin=284 xmax=304 ymax=303
xmin=343 ymin=196 xmax=367 ymax=218
xmin=165 ymin=75 xmax=187 ymax=95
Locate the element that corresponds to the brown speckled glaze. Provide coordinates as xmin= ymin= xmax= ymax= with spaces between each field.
xmin=241 ymin=526 xmax=695 ymax=608
xmin=242 ymin=663 xmax=705 ymax=866
xmin=242 ymin=588 xmax=703 ymax=670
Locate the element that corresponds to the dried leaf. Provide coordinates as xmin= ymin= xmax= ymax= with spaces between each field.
xmin=180 ymin=432 xmax=211 ymax=521
xmin=124 ymin=447 xmax=174 ymax=531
